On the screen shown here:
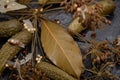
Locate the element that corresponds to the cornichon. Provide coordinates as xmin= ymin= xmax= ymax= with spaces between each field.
xmin=0 ymin=30 xmax=32 ymax=73
xmin=37 ymin=62 xmax=77 ymax=80
xmin=68 ymin=0 xmax=116 ymax=34
xmin=90 ymin=0 xmax=116 ymax=16
xmin=0 ymin=19 xmax=23 ymax=37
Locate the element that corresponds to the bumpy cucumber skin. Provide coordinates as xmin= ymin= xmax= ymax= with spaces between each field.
xmin=37 ymin=62 xmax=77 ymax=80
xmin=0 ymin=19 xmax=23 ymax=37
xmin=68 ymin=0 xmax=116 ymax=34
xmin=99 ymin=0 xmax=116 ymax=15
xmin=0 ymin=30 xmax=32 ymax=73
xmin=91 ymin=0 xmax=116 ymax=15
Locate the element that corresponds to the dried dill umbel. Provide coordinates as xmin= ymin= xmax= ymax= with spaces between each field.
xmin=111 ymin=37 xmax=120 ymax=65
xmin=83 ymin=40 xmax=113 ymax=64
xmin=8 ymin=62 xmax=50 ymax=80
xmin=82 ymin=62 xmax=119 ymax=80
xmin=61 ymin=0 xmax=94 ymax=19
xmin=62 ymin=0 xmax=114 ymax=32
xmin=82 ymin=11 xmax=111 ymax=31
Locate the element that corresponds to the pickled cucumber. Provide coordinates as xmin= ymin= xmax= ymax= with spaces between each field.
xmin=0 ymin=30 xmax=32 ymax=73
xmin=37 ymin=62 xmax=77 ymax=80
xmin=0 ymin=19 xmax=23 ymax=37
xmin=68 ymin=0 xmax=116 ymax=34
xmin=90 ymin=0 xmax=116 ymax=15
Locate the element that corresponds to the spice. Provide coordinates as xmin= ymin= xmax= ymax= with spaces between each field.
xmin=0 ymin=30 xmax=32 ymax=73
xmin=37 ymin=62 xmax=77 ymax=80
xmin=0 ymin=19 xmax=23 ymax=37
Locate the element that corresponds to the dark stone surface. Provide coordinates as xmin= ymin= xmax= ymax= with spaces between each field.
xmin=86 ymin=0 xmax=120 ymax=41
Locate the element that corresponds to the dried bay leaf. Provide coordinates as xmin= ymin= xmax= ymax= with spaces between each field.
xmin=41 ymin=19 xmax=84 ymax=78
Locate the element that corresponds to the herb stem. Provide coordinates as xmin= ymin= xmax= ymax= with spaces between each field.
xmin=41 ymin=7 xmax=65 ymax=13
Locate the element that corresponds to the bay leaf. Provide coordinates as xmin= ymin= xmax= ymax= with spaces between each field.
xmin=41 ymin=19 xmax=84 ymax=78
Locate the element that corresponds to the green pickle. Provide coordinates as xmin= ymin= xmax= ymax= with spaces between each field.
xmin=37 ymin=62 xmax=77 ymax=80
xmin=68 ymin=0 xmax=116 ymax=34
xmin=0 ymin=19 xmax=23 ymax=37
xmin=0 ymin=30 xmax=32 ymax=73
xmin=97 ymin=0 xmax=116 ymax=15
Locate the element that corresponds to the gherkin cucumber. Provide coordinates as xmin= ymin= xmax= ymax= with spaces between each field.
xmin=0 ymin=19 xmax=23 ymax=37
xmin=90 ymin=0 xmax=116 ymax=15
xmin=0 ymin=30 xmax=32 ymax=73
xmin=37 ymin=62 xmax=77 ymax=80
xmin=68 ymin=0 xmax=116 ymax=34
